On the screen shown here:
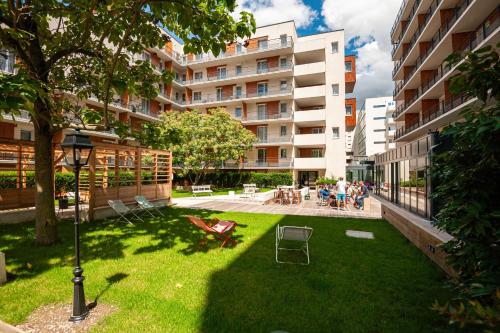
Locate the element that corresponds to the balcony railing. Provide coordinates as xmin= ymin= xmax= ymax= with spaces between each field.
xmin=256 ymin=136 xmax=292 ymax=144
xmin=391 ymin=0 xmax=422 ymax=50
xmin=393 ymin=11 xmax=500 ymax=118
xmin=391 ymin=0 xmax=409 ymax=38
xmin=243 ymin=159 xmax=293 ymax=168
xmin=185 ymin=62 xmax=293 ymax=85
xmin=394 ymin=93 xmax=473 ymax=139
xmin=242 ymin=112 xmax=291 ymax=122
xmin=190 ymin=87 xmax=293 ymax=105
xmin=162 ymin=45 xmax=186 ymax=64
xmin=393 ymin=0 xmax=472 ymax=77
xmin=158 ymin=92 xmax=186 ymax=105
xmin=187 ymin=36 xmax=293 ymax=64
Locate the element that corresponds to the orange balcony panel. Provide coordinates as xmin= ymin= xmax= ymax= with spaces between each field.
xmin=345 ymin=55 xmax=356 ymax=93
xmin=345 ymin=97 xmax=356 ymax=129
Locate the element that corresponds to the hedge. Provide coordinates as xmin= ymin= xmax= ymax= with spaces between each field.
xmin=174 ymin=171 xmax=293 ymax=188
xmin=315 ymin=176 xmax=337 ymax=186
xmin=400 ymin=179 xmax=426 ymax=187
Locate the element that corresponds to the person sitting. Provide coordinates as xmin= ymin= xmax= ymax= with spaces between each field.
xmin=355 ymin=181 xmax=369 ymax=210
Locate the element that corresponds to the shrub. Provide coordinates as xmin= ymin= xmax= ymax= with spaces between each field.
xmin=249 ymin=172 xmax=293 ymax=187
xmin=316 ymin=176 xmax=337 ymax=186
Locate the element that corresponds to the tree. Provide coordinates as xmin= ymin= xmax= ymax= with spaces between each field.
xmin=0 ymin=0 xmax=255 ymax=244
xmin=431 ymin=45 xmax=500 ymax=331
xmin=143 ymin=108 xmax=256 ymax=184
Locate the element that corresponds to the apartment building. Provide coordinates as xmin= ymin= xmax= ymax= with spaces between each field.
xmin=352 ymin=97 xmax=395 ymax=157
xmin=0 ymin=20 xmax=356 ymax=186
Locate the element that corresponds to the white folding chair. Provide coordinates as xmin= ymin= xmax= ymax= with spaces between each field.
xmin=134 ymin=195 xmax=165 ymax=217
xmin=275 ymin=224 xmax=313 ymax=265
xmin=107 ymin=200 xmax=144 ymax=224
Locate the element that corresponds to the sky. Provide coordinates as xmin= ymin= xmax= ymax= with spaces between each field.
xmin=233 ymin=0 xmax=403 ymax=108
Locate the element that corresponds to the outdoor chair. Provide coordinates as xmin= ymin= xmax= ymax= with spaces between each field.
xmin=134 ymin=195 xmax=165 ymax=217
xmin=186 ymin=215 xmax=237 ymax=248
xmin=276 ymin=224 xmax=313 ymax=265
xmin=107 ymin=199 xmax=144 ymax=225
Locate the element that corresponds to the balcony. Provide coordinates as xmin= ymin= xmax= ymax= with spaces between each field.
xmin=156 ymin=92 xmax=186 ymax=108
xmin=185 ymin=63 xmax=293 ymax=87
xmin=294 ymin=62 xmax=325 ymax=76
xmin=294 ymin=109 xmax=326 ymax=123
xmin=243 ymin=159 xmax=293 ymax=169
xmin=294 ymin=157 xmax=326 ymax=169
xmin=391 ymin=0 xmax=425 ymax=57
xmin=187 ymin=36 xmax=293 ymax=65
xmin=294 ymin=39 xmax=325 ymax=53
xmin=254 ymin=136 xmax=293 ymax=145
xmin=294 ymin=133 xmax=326 ymax=146
xmin=294 ymin=85 xmax=326 ymax=100
xmin=241 ymin=112 xmax=292 ymax=123
xmin=189 ymin=87 xmax=293 ymax=107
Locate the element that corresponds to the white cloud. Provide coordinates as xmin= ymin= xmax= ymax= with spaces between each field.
xmin=321 ymin=0 xmax=401 ymax=105
xmin=235 ymin=0 xmax=317 ymax=29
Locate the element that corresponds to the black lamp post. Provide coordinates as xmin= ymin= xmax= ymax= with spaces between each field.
xmin=60 ymin=129 xmax=93 ymax=322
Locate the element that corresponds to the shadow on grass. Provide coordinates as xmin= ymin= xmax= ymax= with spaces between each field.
xmin=0 ymin=207 xmax=242 ymax=282
xmin=199 ymin=214 xmax=453 ymax=333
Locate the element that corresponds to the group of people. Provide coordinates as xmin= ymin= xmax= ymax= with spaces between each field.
xmin=317 ymin=178 xmax=369 ymax=210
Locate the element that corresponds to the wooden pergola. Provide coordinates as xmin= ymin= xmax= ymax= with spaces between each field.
xmin=0 ymin=138 xmax=172 ymax=221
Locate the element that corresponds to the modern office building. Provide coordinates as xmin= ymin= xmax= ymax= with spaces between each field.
xmin=352 ymin=97 xmax=395 ymax=158
xmin=1 ymin=20 xmax=356 ymax=187
xmin=373 ymin=0 xmax=499 ymax=274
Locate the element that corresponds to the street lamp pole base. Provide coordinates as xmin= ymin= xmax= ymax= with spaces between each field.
xmin=69 ymin=267 xmax=89 ymax=322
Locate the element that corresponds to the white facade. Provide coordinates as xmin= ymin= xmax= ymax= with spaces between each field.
xmin=353 ymin=97 xmax=394 ymax=157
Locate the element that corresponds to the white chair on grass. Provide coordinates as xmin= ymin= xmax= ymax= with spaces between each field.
xmin=275 ymin=224 xmax=313 ymax=265
xmin=134 ymin=195 xmax=165 ymax=217
xmin=107 ymin=200 xmax=144 ymax=225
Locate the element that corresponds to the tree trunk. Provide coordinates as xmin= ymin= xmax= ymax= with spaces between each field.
xmin=33 ymin=100 xmax=58 ymax=245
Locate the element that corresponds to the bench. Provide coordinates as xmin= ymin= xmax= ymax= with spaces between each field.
xmin=241 ymin=184 xmax=258 ymax=198
xmin=191 ymin=185 xmax=213 ymax=196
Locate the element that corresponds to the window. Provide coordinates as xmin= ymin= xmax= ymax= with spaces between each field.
xmin=280 ymin=102 xmax=287 ymax=114
xmin=195 ymin=53 xmax=203 ymax=60
xmin=175 ymin=92 xmax=179 ymax=101
xmin=217 ymin=67 xmax=227 ymax=79
xmin=193 ymin=92 xmax=202 ymax=101
xmin=194 ymin=72 xmax=203 ymax=81
xmin=280 ymin=34 xmax=288 ymax=46
xmin=141 ymin=99 xmax=150 ymax=114
xmin=373 ymin=116 xmax=386 ymax=120
xmin=20 ymin=130 xmax=32 ymax=141
xmin=0 ymin=49 xmax=15 ymax=73
xmin=182 ymin=93 xmax=186 ymax=102
xmin=257 ymin=83 xmax=268 ymax=96
xmin=236 ymin=43 xmax=242 ymax=54
xmin=373 ymin=104 xmax=386 ymax=108
xmin=345 ymin=61 xmax=352 ymax=72
xmin=312 ymin=149 xmax=323 ymax=158
xmin=280 ymin=80 xmax=288 ymax=92
xmin=374 ymin=129 xmax=386 ymax=132
xmin=374 ymin=141 xmax=386 ymax=144
xmin=280 ymin=148 xmax=287 ymax=159
xmin=235 ymin=86 xmax=242 ymax=98
xmin=142 ymin=52 xmax=151 ymax=63
xmin=257 ymin=148 xmax=267 ymax=161
xmin=280 ymin=126 xmax=287 ymax=136
xmin=257 ymin=126 xmax=267 ymax=141
xmin=235 ymin=107 xmax=242 ymax=118
xmin=182 ymin=74 xmax=186 ymax=82
xmin=280 ymin=57 xmax=287 ymax=68
xmin=345 ymin=105 xmax=352 ymax=116
xmin=236 ymin=65 xmax=242 ymax=75
xmin=312 ymin=127 xmax=323 ymax=134
xmin=216 ymin=87 xmax=223 ymax=101
xmin=258 ymin=39 xmax=268 ymax=50
xmin=331 ymin=42 xmax=338 ymax=54
xmin=331 ymin=84 xmax=339 ymax=96
xmin=332 ymin=127 xmax=340 ymax=139
xmin=257 ymin=60 xmax=268 ymax=74
xmin=257 ymin=104 xmax=267 ymax=119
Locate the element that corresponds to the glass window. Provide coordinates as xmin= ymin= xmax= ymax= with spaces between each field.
xmin=257 ymin=148 xmax=267 ymax=161
xmin=257 ymin=60 xmax=268 ymax=73
xmin=345 ymin=105 xmax=352 ymax=116
xmin=236 ymin=65 xmax=242 ymax=75
xmin=312 ymin=127 xmax=323 ymax=134
xmin=193 ymin=92 xmax=202 ymax=101
xmin=194 ymin=72 xmax=203 ymax=81
xmin=235 ymin=86 xmax=242 ymax=98
xmin=280 ymin=34 xmax=288 ymax=46
xmin=280 ymin=148 xmax=287 ymax=159
xmin=312 ymin=149 xmax=323 ymax=158
xmin=236 ymin=43 xmax=242 ymax=54
xmin=20 ymin=130 xmax=32 ymax=141
xmin=332 ymin=127 xmax=340 ymax=138
xmin=182 ymin=74 xmax=186 ymax=82
xmin=195 ymin=53 xmax=203 ymax=60
xmin=141 ymin=99 xmax=150 ymax=114
xmin=0 ymin=49 xmax=15 ymax=73
xmin=331 ymin=42 xmax=338 ymax=54
xmin=332 ymin=84 xmax=339 ymax=96
xmin=280 ymin=80 xmax=288 ymax=92
xmin=257 ymin=104 xmax=267 ymax=119
xmin=217 ymin=67 xmax=226 ymax=79
xmin=257 ymin=83 xmax=268 ymax=96
xmin=280 ymin=102 xmax=287 ymax=114
xmin=143 ymin=52 xmax=151 ymax=63
xmin=280 ymin=126 xmax=287 ymax=136
xmin=216 ymin=87 xmax=223 ymax=101
xmin=257 ymin=127 xmax=267 ymax=141
xmin=345 ymin=61 xmax=352 ymax=72
xmin=280 ymin=57 xmax=287 ymax=68
xmin=258 ymin=39 xmax=268 ymax=50
xmin=235 ymin=107 xmax=242 ymax=118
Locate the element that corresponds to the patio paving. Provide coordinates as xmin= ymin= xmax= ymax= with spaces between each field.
xmin=173 ymin=191 xmax=382 ymax=219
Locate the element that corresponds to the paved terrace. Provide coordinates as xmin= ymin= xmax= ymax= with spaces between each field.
xmin=173 ymin=191 xmax=382 ymax=219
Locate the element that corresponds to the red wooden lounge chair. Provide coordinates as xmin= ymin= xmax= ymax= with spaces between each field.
xmin=186 ymin=215 xmax=237 ymax=248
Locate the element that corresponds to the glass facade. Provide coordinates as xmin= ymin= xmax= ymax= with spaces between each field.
xmin=374 ymin=134 xmax=436 ymax=219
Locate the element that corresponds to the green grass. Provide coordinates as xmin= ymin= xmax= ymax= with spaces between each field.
xmin=172 ymin=187 xmax=273 ymax=198
xmin=0 ymin=208 xmax=453 ymax=333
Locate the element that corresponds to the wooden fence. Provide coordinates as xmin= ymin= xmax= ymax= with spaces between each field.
xmin=0 ymin=138 xmax=172 ymax=221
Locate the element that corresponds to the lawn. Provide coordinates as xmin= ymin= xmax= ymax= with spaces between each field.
xmin=0 ymin=208 xmax=453 ymax=333
xmin=172 ymin=187 xmax=273 ymax=198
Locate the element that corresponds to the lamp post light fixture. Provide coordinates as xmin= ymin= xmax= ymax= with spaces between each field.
xmin=60 ymin=129 xmax=93 ymax=322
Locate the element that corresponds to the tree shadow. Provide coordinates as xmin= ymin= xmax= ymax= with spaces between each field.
xmin=0 ymin=207 xmax=234 ymax=283
xmin=199 ymin=214 xmax=453 ymax=333
xmin=87 ymin=272 xmax=129 ymax=309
